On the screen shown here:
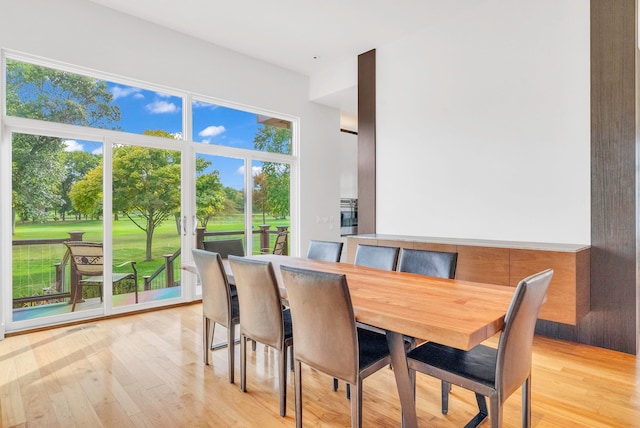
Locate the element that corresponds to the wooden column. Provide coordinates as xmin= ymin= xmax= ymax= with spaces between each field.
xmin=358 ymin=49 xmax=376 ymax=234
xmin=535 ymin=0 xmax=638 ymax=354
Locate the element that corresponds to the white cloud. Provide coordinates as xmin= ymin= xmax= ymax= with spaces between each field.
xmin=155 ymin=92 xmax=172 ymax=98
xmin=198 ymin=125 xmax=226 ymax=138
xmin=91 ymin=147 xmax=103 ymax=155
xmin=63 ymin=140 xmax=83 ymax=152
xmin=133 ymin=93 xmax=145 ymax=100
xmin=111 ymin=86 xmax=142 ymax=100
xmin=146 ymin=100 xmax=179 ymax=114
xmin=237 ymin=165 xmax=262 ymax=176
xmin=192 ymin=100 xmax=219 ymax=110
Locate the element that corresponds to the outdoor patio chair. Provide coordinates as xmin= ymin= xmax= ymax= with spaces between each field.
xmin=64 ymin=241 xmax=138 ymax=311
xmin=262 ymin=231 xmax=288 ymax=255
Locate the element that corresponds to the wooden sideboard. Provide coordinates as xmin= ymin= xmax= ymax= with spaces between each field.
xmin=346 ymin=234 xmax=590 ymax=325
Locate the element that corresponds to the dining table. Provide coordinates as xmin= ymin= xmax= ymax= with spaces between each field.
xmin=183 ymin=254 xmax=516 ymax=428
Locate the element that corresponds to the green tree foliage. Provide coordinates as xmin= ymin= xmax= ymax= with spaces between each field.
xmin=61 ymin=151 xmax=101 ymax=220
xmin=11 ymin=133 xmax=65 ymax=225
xmin=222 ymin=187 xmax=244 ymax=214
xmin=253 ymin=125 xmax=291 ymax=219
xmin=253 ymin=172 xmax=268 ymax=224
xmin=196 ymin=158 xmax=225 ymax=228
xmin=112 ymin=131 xmax=182 ymax=261
xmin=6 ymin=59 xmax=120 ymax=231
xmin=69 ymin=165 xmax=103 ymax=220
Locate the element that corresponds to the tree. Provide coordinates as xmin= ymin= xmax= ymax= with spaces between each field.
xmin=253 ymin=172 xmax=268 ymax=224
xmin=111 ymin=133 xmax=181 ymax=261
xmin=11 ymin=133 xmax=65 ymax=225
xmin=60 ymin=151 xmax=101 ymax=220
xmin=253 ymin=125 xmax=291 ymax=219
xmin=6 ymin=59 xmax=120 ymax=232
xmin=69 ymin=165 xmax=103 ymax=220
xmin=196 ymin=166 xmax=225 ymax=228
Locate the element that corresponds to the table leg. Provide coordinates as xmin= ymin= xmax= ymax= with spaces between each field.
xmin=386 ymin=331 xmax=417 ymax=428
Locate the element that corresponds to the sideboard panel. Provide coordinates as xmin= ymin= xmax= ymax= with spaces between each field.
xmin=456 ymin=246 xmax=510 ymax=286
xmin=346 ymin=234 xmax=590 ymax=325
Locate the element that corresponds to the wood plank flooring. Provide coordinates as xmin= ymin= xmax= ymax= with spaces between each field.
xmin=1 ymin=303 xmax=638 ymax=427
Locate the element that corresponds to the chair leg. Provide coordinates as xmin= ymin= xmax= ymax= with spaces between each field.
xmin=350 ymin=379 xmax=363 ymax=428
xmin=203 ymin=316 xmax=211 ymax=365
xmin=441 ymin=380 xmax=450 ymax=414
xmin=71 ymin=281 xmax=82 ymax=312
xmin=346 ymin=383 xmax=351 ymax=400
xmin=295 ymin=360 xmax=302 ymax=428
xmin=490 ymin=395 xmax=501 ymax=428
xmin=240 ymin=334 xmax=247 ymax=392
xmin=227 ymin=324 xmax=235 ymax=384
xmin=289 ymin=346 xmax=294 ymax=372
xmin=464 ymin=393 xmax=489 ymax=428
xmin=522 ymin=375 xmax=531 ymax=427
xmin=279 ymin=346 xmax=287 ymax=417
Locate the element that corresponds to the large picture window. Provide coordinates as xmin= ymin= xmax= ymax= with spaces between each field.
xmin=1 ymin=53 xmax=297 ymax=332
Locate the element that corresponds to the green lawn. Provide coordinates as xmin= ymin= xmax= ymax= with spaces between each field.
xmin=12 ymin=214 xmax=289 ymax=299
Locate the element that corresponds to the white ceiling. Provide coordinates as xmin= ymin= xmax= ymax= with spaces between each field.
xmin=88 ymin=0 xmax=444 ymax=116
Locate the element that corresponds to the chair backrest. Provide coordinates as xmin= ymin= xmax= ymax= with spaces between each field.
xmin=397 ymin=248 xmax=458 ymax=279
xmin=280 ymin=265 xmax=359 ymax=385
xmin=203 ymin=238 xmax=245 ymax=258
xmin=65 ymin=241 xmax=104 ymax=276
xmin=192 ymin=248 xmax=234 ymax=325
xmin=496 ymin=269 xmax=553 ymax=402
xmin=272 ymin=232 xmax=288 ymax=255
xmin=353 ymin=244 xmax=400 ymax=271
xmin=306 ymin=240 xmax=344 ymax=262
xmin=228 ymin=256 xmax=285 ymax=350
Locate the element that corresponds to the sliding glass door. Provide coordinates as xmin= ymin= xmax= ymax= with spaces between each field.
xmin=11 ymin=132 xmax=105 ymax=323
xmin=1 ymin=53 xmax=297 ymax=334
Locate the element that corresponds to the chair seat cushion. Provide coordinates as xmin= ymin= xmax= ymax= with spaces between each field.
xmin=407 ymin=342 xmax=497 ymax=389
xmin=357 ymin=327 xmax=391 ymax=370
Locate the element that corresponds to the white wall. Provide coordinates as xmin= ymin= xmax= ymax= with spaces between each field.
xmin=376 ymin=1 xmax=590 ymax=245
xmin=339 ymin=131 xmax=358 ymax=198
xmin=0 ymin=0 xmax=343 ymax=253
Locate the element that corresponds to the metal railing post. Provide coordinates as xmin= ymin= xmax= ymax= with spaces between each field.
xmin=164 ymin=254 xmax=174 ymax=287
xmin=259 ymin=225 xmax=271 ymax=253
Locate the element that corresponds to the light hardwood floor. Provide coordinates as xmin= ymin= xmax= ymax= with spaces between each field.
xmin=1 ymin=303 xmax=638 ymax=427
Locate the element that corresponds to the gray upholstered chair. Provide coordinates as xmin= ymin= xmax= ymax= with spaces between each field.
xmin=343 ymin=243 xmax=400 ymax=395
xmin=202 ymin=238 xmax=245 ymax=258
xmin=280 ymin=265 xmax=391 ymax=428
xmin=306 ymin=240 xmax=344 ymax=262
xmin=406 ymin=269 xmax=553 ymax=428
xmin=397 ymin=248 xmax=458 ymax=279
xmin=192 ymin=248 xmax=240 ymax=383
xmin=228 ymin=256 xmax=294 ymax=417
xmin=396 ymin=247 xmax=459 ymax=410
xmin=353 ymin=244 xmax=399 ymax=271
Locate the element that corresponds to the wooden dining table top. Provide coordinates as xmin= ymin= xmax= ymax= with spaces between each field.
xmin=185 ymin=254 xmax=516 ymax=350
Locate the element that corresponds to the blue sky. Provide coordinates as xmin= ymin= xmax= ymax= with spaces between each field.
xmin=63 ymin=82 xmax=266 ymax=189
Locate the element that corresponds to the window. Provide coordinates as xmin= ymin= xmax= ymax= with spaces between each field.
xmin=2 ymin=52 xmax=297 ymax=331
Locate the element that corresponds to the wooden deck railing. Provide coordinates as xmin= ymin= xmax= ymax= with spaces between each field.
xmin=12 ymin=226 xmax=289 ymax=307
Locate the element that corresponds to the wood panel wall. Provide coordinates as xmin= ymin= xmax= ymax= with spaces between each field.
xmin=534 ymin=0 xmax=638 ymax=353
xmin=357 ymin=49 xmax=376 ymax=234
